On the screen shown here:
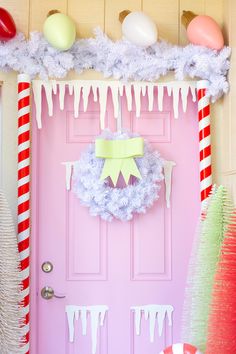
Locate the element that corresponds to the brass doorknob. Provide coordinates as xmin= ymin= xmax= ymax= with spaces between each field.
xmin=41 ymin=286 xmax=66 ymax=300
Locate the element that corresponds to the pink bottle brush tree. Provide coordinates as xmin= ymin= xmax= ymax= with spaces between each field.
xmin=206 ymin=210 xmax=236 ymax=353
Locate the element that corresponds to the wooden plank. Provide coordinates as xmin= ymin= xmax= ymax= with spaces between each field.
xmin=209 ymin=0 xmax=236 ymax=199
xmin=68 ymin=0 xmax=104 ymax=38
xmin=0 ymin=0 xmax=30 ymax=35
xmin=0 ymin=71 xmax=18 ymax=219
xmin=143 ymin=0 xmax=179 ymax=44
xmin=30 ymin=0 xmax=67 ymax=32
xmin=105 ymin=0 xmax=142 ymax=40
xmin=179 ymin=0 xmax=205 ymax=45
xmin=222 ymin=0 xmax=229 ymax=45
xmin=205 ymin=0 xmax=224 ymax=26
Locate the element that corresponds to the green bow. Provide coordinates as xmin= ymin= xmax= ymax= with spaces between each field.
xmin=95 ymin=137 xmax=144 ymax=186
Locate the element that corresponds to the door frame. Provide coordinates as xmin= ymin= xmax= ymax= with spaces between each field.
xmin=19 ymin=78 xmax=211 ymax=353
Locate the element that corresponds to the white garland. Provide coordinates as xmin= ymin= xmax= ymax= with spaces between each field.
xmin=0 ymin=29 xmax=231 ymax=101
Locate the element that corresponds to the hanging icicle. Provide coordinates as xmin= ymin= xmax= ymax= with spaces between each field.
xmin=66 ymin=305 xmax=108 ymax=354
xmin=32 ymin=80 xmax=197 ymax=129
xmin=164 ymin=161 xmax=176 ymax=208
xmin=131 ymin=304 xmax=174 ymax=343
xmin=61 ymin=162 xmax=77 ymax=191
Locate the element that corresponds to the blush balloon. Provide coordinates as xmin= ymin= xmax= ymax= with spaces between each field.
xmin=0 ymin=8 xmax=16 ymax=41
xmin=187 ymin=15 xmax=224 ymax=50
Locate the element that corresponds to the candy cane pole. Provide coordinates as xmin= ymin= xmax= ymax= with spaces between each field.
xmin=197 ymin=80 xmax=212 ymax=208
xmin=17 ymin=74 xmax=31 ymax=353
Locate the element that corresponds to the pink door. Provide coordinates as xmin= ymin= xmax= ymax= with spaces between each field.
xmin=31 ymin=86 xmax=200 ymax=354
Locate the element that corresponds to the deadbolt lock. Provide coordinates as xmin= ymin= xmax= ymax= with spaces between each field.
xmin=42 ymin=261 xmax=53 ymax=273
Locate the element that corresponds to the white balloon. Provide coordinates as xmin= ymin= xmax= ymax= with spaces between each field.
xmin=122 ymin=11 xmax=158 ymax=47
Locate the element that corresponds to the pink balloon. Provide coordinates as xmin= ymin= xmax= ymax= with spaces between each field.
xmin=187 ymin=15 xmax=224 ymax=50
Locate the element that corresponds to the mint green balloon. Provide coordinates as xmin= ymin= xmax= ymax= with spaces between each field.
xmin=43 ymin=13 xmax=76 ymax=51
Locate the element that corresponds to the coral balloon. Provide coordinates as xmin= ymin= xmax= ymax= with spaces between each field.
xmin=160 ymin=343 xmax=202 ymax=354
xmin=182 ymin=11 xmax=224 ymax=50
xmin=0 ymin=8 xmax=16 ymax=41
xmin=43 ymin=10 xmax=76 ymax=51
xmin=120 ymin=11 xmax=157 ymax=47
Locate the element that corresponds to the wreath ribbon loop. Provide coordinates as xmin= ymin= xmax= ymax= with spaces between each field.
xmin=95 ymin=138 xmax=144 ymax=186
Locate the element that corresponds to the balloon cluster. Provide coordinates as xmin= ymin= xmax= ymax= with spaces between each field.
xmin=119 ymin=9 xmax=225 ymax=50
xmin=0 ymin=6 xmax=225 ymax=52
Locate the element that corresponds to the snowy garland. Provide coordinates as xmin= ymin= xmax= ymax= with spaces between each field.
xmin=72 ymin=131 xmax=164 ymax=221
xmin=0 ymin=28 xmax=231 ymax=101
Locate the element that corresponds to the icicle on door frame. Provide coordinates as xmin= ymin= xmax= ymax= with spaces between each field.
xmin=32 ymin=80 xmax=197 ymax=130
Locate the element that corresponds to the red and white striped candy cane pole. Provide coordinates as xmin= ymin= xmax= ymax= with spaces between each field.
xmin=17 ymin=74 xmax=31 ymax=354
xmin=197 ymin=80 xmax=212 ymax=208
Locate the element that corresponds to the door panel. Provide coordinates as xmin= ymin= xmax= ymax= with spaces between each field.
xmin=67 ymin=199 xmax=108 ymax=281
xmin=32 ymin=86 xmax=200 ymax=354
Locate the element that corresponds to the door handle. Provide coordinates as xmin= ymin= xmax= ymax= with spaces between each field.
xmin=41 ymin=286 xmax=66 ymax=300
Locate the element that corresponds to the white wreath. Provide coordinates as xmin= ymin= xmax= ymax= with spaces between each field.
xmin=73 ymin=131 xmax=164 ymax=221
